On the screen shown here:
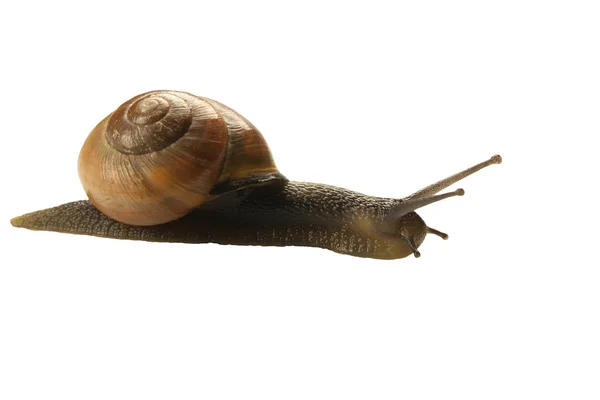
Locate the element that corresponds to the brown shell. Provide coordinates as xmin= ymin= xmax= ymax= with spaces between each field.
xmin=78 ymin=90 xmax=283 ymax=226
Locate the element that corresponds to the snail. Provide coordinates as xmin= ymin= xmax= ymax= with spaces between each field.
xmin=10 ymin=90 xmax=502 ymax=260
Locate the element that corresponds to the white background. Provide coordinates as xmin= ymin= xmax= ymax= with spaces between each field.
xmin=1 ymin=1 xmax=598 ymax=399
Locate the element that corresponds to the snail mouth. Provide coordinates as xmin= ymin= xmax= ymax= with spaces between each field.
xmin=376 ymin=223 xmax=448 ymax=259
xmin=368 ymin=212 xmax=425 ymax=259
xmin=372 ymin=188 xmax=465 ymax=258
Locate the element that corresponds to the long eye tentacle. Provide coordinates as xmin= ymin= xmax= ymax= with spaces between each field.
xmin=387 ymin=188 xmax=465 ymax=221
xmin=406 ymin=155 xmax=502 ymax=200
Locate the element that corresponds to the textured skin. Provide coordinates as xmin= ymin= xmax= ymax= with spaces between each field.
xmin=11 ymin=181 xmax=427 ymax=260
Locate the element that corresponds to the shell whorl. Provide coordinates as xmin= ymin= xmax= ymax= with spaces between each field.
xmin=77 ymin=90 xmax=282 ymax=226
xmin=106 ymin=92 xmax=193 ymax=155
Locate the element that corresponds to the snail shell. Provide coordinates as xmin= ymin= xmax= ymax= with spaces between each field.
xmin=78 ymin=90 xmax=284 ymax=226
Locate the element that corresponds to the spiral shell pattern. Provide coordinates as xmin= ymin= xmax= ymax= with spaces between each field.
xmin=106 ymin=92 xmax=193 ymax=155
xmin=78 ymin=90 xmax=280 ymax=226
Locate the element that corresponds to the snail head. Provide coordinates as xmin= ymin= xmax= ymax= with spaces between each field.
xmin=375 ymin=155 xmax=502 ymax=258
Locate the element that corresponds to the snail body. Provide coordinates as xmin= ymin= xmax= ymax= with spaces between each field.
xmin=11 ymin=90 xmax=502 ymax=260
